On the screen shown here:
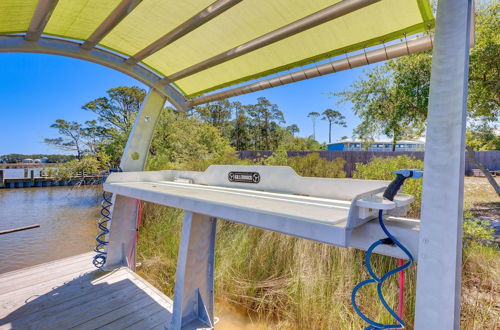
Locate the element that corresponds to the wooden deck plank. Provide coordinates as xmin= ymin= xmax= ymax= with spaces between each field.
xmin=88 ymin=273 xmax=173 ymax=329
xmin=0 ymin=267 xmax=125 ymax=309
xmin=99 ymin=299 xmax=171 ymax=330
xmin=1 ymin=278 xmax=134 ymax=329
xmin=128 ymin=307 xmax=173 ymax=329
xmin=0 ymin=256 xmax=96 ymax=294
xmin=70 ymin=294 xmax=158 ymax=330
xmin=0 ymin=262 xmax=96 ymax=300
xmin=0 ymin=254 xmax=174 ymax=330
xmin=0 ymin=271 xmax=129 ymax=319
xmin=47 ymin=273 xmax=171 ymax=329
xmin=35 ymin=281 xmax=146 ymax=329
xmin=0 ymin=252 xmax=92 ymax=280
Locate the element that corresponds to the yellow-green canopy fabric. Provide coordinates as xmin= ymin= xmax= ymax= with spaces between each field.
xmin=0 ymin=0 xmax=433 ymax=98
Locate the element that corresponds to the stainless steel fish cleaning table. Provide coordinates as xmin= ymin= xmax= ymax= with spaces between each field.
xmin=103 ymin=165 xmax=420 ymax=329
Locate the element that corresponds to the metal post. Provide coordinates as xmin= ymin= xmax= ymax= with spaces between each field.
xmin=414 ymin=0 xmax=472 ymax=328
xmin=105 ymin=89 xmax=166 ymax=270
xmin=169 ymin=212 xmax=217 ymax=329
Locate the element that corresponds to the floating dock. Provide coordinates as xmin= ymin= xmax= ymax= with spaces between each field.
xmin=0 ymin=253 xmax=173 ymax=329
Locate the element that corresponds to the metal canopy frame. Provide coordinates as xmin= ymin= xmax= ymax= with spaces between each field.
xmin=0 ymin=0 xmax=436 ymax=110
xmin=167 ymin=0 xmax=380 ymax=82
xmin=125 ymin=0 xmax=243 ymax=66
xmin=81 ymin=0 xmax=143 ymax=50
xmin=0 ymin=0 xmax=473 ymax=328
xmin=25 ymin=0 xmax=59 ymax=41
xmin=0 ymin=0 xmax=435 ymax=108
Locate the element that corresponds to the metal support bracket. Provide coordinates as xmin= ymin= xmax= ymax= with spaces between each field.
xmin=169 ymin=212 xmax=217 ymax=330
xmin=105 ymin=88 xmax=166 ymax=270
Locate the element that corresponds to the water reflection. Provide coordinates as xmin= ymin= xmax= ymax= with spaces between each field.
xmin=0 ymin=186 xmax=101 ymax=273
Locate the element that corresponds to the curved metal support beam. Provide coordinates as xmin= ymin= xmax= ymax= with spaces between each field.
xmin=0 ymin=35 xmax=187 ymax=111
xmin=168 ymin=0 xmax=380 ymax=82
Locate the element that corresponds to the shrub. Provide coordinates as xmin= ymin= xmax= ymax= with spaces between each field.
xmin=54 ymin=156 xmax=101 ymax=180
xmin=263 ymin=146 xmax=288 ymax=166
xmin=147 ymin=110 xmax=242 ymax=171
xmin=265 ymin=150 xmax=346 ymax=178
xmin=463 ymin=209 xmax=495 ymax=242
xmin=352 ymin=155 xmax=423 ymax=217
xmin=288 ymin=153 xmax=346 ymax=178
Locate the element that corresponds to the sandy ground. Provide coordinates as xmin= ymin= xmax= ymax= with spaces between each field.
xmin=464 ymin=176 xmax=499 ymax=220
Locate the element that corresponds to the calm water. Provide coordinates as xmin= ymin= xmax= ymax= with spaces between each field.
xmin=0 ymin=186 xmax=101 ymax=273
xmin=0 ymin=186 xmax=267 ymax=328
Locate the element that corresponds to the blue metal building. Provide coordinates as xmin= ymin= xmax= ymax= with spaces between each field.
xmin=327 ymin=139 xmax=425 ymax=152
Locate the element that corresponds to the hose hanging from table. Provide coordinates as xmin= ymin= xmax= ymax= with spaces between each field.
xmin=351 ymin=169 xmax=422 ymax=329
xmin=93 ymin=191 xmax=113 ymax=269
xmin=351 ymin=210 xmax=413 ymax=329
xmin=93 ymin=168 xmax=121 ymax=269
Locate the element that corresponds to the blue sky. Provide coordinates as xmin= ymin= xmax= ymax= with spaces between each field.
xmin=0 ymin=52 xmax=375 ymax=155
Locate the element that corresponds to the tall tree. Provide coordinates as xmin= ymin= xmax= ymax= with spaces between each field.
xmin=231 ymin=102 xmax=251 ymax=150
xmin=307 ymin=112 xmax=321 ymax=140
xmin=194 ymin=99 xmax=233 ymax=137
xmin=334 ymin=54 xmax=430 ymax=151
xmin=81 ymin=86 xmax=146 ymax=164
xmin=286 ymin=124 xmax=300 ymax=137
xmin=44 ymin=120 xmax=87 ymax=159
xmin=333 ymin=2 xmax=499 ymax=188
xmin=321 ymin=109 xmax=347 ymax=143
xmin=468 ymin=1 xmax=499 ymax=121
xmin=82 ymin=120 xmax=108 ymax=155
xmin=82 ymin=86 xmax=146 ymax=133
xmin=247 ymin=97 xmax=285 ymax=150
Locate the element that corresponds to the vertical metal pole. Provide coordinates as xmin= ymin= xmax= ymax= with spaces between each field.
xmin=415 ymin=0 xmax=472 ymax=328
xmin=105 ymin=88 xmax=166 ymax=269
xmin=170 ymin=212 xmax=217 ymax=329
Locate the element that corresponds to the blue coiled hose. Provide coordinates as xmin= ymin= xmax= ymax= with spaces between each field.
xmin=93 ymin=168 xmax=121 ymax=270
xmin=93 ymin=191 xmax=113 ymax=269
xmin=351 ymin=210 xmax=414 ymax=329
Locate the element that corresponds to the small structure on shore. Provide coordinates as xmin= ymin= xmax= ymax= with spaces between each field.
xmin=0 ymin=163 xmax=100 ymax=189
xmin=328 ymin=138 xmax=425 ymax=152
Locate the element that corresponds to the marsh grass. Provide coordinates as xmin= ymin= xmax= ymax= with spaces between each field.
xmin=461 ymin=242 xmax=500 ymax=329
xmin=135 ymin=157 xmax=499 ymax=329
xmin=136 ymin=206 xmax=418 ymax=329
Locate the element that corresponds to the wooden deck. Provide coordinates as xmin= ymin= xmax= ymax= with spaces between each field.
xmin=0 ymin=253 xmax=173 ymax=329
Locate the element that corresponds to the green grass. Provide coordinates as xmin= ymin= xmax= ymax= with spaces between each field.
xmin=135 ymin=158 xmax=499 ymax=329
xmin=136 ymin=206 xmax=498 ymax=329
xmin=136 ymin=207 xmax=415 ymax=329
